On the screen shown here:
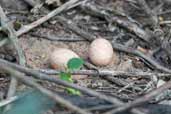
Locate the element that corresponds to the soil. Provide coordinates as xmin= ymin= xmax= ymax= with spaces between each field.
xmin=1 ymin=0 xmax=171 ymax=114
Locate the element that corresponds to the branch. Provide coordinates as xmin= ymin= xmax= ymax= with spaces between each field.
xmin=0 ymin=65 xmax=91 ymax=114
xmin=39 ymin=69 xmax=171 ymax=79
xmin=0 ymin=5 xmax=26 ymax=111
xmin=105 ymin=80 xmax=171 ymax=114
xmin=0 ymin=58 xmax=145 ymax=114
xmin=80 ymin=2 xmax=153 ymax=43
xmin=137 ymin=0 xmax=158 ymax=26
xmin=16 ymin=0 xmax=79 ymax=36
xmin=0 ymin=6 xmax=25 ymax=65
xmin=112 ymin=43 xmax=171 ymax=73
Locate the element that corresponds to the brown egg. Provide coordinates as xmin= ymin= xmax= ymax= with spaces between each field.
xmin=50 ymin=48 xmax=79 ymax=70
xmin=89 ymin=38 xmax=114 ymax=66
xmin=49 ymin=48 xmax=87 ymax=80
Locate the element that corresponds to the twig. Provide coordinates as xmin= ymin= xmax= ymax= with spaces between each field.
xmin=0 ymin=66 xmax=91 ymax=114
xmin=31 ymin=32 xmax=88 ymax=42
xmin=160 ymin=20 xmax=171 ymax=25
xmin=0 ymin=6 xmax=25 ymax=65
xmin=54 ymin=13 xmax=171 ymax=75
xmin=0 ymin=38 xmax=8 ymax=47
xmin=16 ymin=0 xmax=79 ymax=36
xmin=105 ymin=80 xmax=171 ymax=114
xmin=0 ymin=5 xmax=26 ymax=111
xmin=80 ymin=1 xmax=153 ymax=43
xmin=22 ymin=0 xmax=94 ymax=42
xmin=23 ymin=0 xmax=37 ymax=6
xmin=0 ymin=58 xmax=145 ymax=114
xmin=39 ymin=69 xmax=171 ymax=79
xmin=137 ymin=0 xmax=158 ymax=26
xmin=112 ymin=43 xmax=171 ymax=73
xmin=56 ymin=16 xmax=96 ymax=41
xmin=0 ymin=96 xmax=18 ymax=107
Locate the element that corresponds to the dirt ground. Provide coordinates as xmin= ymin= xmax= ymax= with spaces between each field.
xmin=2 ymin=0 xmax=171 ymax=114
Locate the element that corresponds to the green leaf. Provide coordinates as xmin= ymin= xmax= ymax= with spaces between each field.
xmin=66 ymin=88 xmax=81 ymax=95
xmin=59 ymin=72 xmax=73 ymax=83
xmin=67 ymin=58 xmax=84 ymax=71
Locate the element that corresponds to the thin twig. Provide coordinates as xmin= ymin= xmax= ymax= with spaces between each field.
xmin=56 ymin=16 xmax=96 ymax=41
xmin=0 ymin=6 xmax=25 ymax=65
xmin=23 ymin=0 xmax=37 ymax=6
xmin=0 ymin=96 xmax=18 ymax=107
xmin=105 ymin=80 xmax=171 ymax=114
xmin=39 ymin=69 xmax=171 ymax=79
xmin=0 ymin=66 xmax=91 ymax=114
xmin=80 ymin=1 xmax=152 ymax=43
xmin=31 ymin=32 xmax=88 ymax=42
xmin=137 ymin=0 xmax=158 ymax=26
xmin=112 ymin=43 xmax=171 ymax=73
xmin=0 ymin=58 xmax=145 ymax=114
xmin=0 ymin=5 xmax=26 ymax=111
xmin=0 ymin=38 xmax=8 ymax=47
xmin=16 ymin=0 xmax=79 ymax=36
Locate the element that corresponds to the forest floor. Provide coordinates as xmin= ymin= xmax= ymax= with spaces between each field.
xmin=1 ymin=0 xmax=171 ymax=114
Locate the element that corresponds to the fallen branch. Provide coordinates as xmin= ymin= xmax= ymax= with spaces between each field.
xmin=112 ymin=43 xmax=171 ymax=73
xmin=0 ymin=58 xmax=145 ymax=114
xmin=137 ymin=0 xmax=158 ymax=26
xmin=0 ymin=6 xmax=25 ymax=65
xmin=39 ymin=68 xmax=171 ymax=79
xmin=23 ymin=0 xmax=37 ymax=6
xmin=16 ymin=0 xmax=79 ymax=36
xmin=0 ymin=5 xmax=26 ymax=111
xmin=105 ymin=80 xmax=171 ymax=114
xmin=0 ymin=66 xmax=91 ymax=114
xmin=56 ymin=16 xmax=96 ymax=41
xmin=31 ymin=32 xmax=88 ymax=42
xmin=80 ymin=1 xmax=153 ymax=43
xmin=53 ymin=13 xmax=171 ymax=75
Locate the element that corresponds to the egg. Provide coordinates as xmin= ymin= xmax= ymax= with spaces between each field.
xmin=50 ymin=48 xmax=78 ymax=70
xmin=88 ymin=38 xmax=114 ymax=66
xmin=49 ymin=48 xmax=87 ymax=80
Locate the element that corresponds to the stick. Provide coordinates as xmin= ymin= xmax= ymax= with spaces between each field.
xmin=0 ymin=96 xmax=18 ymax=107
xmin=0 ymin=66 xmax=92 ymax=114
xmin=16 ymin=0 xmax=79 ymax=36
xmin=112 ymin=43 xmax=171 ymax=73
xmin=31 ymin=32 xmax=88 ymax=42
xmin=137 ymin=0 xmax=158 ymax=26
xmin=80 ymin=2 xmax=152 ymax=43
xmin=0 ymin=58 xmax=145 ymax=114
xmin=0 ymin=5 xmax=26 ymax=111
xmin=0 ymin=6 xmax=25 ymax=66
xmin=23 ymin=0 xmax=37 ymax=6
xmin=56 ymin=16 xmax=96 ymax=41
xmin=105 ymin=80 xmax=171 ymax=114
xmin=39 ymin=69 xmax=171 ymax=79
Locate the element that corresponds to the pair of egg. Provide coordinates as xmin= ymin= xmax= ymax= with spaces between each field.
xmin=49 ymin=38 xmax=116 ymax=79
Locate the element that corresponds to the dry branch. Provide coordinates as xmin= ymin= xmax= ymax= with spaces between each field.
xmin=0 ymin=58 xmax=145 ymax=114
xmin=137 ymin=0 xmax=158 ymax=26
xmin=0 ymin=5 xmax=26 ymax=111
xmin=39 ymin=69 xmax=171 ymax=79
xmin=56 ymin=16 xmax=96 ymax=41
xmin=105 ymin=80 xmax=171 ymax=114
xmin=0 ymin=66 xmax=91 ymax=114
xmin=80 ymin=1 xmax=153 ymax=43
xmin=16 ymin=0 xmax=79 ymax=36
xmin=112 ymin=43 xmax=171 ymax=73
